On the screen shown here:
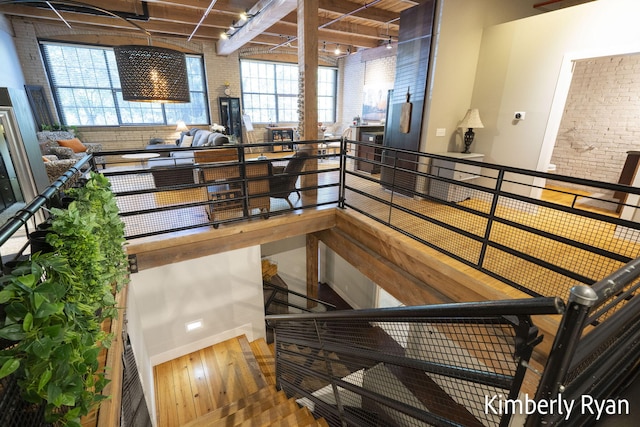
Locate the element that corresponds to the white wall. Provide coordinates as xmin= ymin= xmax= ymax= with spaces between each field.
xmin=126 ymin=246 xmax=266 ymax=424
xmin=320 ymin=242 xmax=377 ymax=309
xmin=470 ymin=0 xmax=640 ymax=171
xmin=0 ymin=15 xmax=25 ymax=90
xmin=424 ymin=0 xmax=542 ymax=154
xmin=127 ymin=247 xmax=265 ymax=366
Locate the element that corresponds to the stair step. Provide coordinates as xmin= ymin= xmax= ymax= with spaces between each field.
xmin=181 ymin=387 xmax=283 ymax=426
xmin=267 ymin=406 xmax=317 ymax=427
xmin=250 ymin=338 xmax=276 ymax=386
xmin=183 ymin=387 xmax=280 ymax=427
xmin=218 ymin=398 xmax=300 ymax=427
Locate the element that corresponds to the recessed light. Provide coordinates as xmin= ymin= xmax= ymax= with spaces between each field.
xmin=185 ymin=320 xmax=203 ymax=332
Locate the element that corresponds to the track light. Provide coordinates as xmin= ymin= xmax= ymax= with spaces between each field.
xmin=239 ymin=10 xmax=252 ymax=21
xmin=229 ymin=21 xmax=236 ymax=30
xmin=220 ymin=32 xmax=229 ymax=40
xmin=386 ymin=38 xmax=393 ymax=49
xmin=334 ymin=44 xmax=341 ymax=55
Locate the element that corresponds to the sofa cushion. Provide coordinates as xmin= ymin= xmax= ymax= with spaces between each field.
xmin=50 ymin=146 xmax=76 ymax=159
xmin=208 ymin=133 xmax=229 ymax=146
xmin=180 ymin=135 xmax=194 ymax=148
xmin=57 ymin=137 xmax=87 ymax=153
xmin=192 ymin=129 xmax=212 ymax=147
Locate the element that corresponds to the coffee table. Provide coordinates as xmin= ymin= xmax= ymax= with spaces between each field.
xmin=122 ymin=152 xmax=160 ymax=168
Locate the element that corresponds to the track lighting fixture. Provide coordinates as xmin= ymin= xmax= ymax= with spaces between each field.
xmin=239 ymin=10 xmax=252 ymax=21
xmin=334 ymin=44 xmax=341 ymax=55
xmin=220 ymin=32 xmax=229 ymax=40
xmin=386 ymin=38 xmax=393 ymax=49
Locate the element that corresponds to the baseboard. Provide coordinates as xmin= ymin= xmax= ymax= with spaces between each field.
xmin=150 ymin=323 xmax=255 ymax=366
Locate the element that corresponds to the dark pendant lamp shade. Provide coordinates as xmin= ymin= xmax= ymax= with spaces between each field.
xmin=114 ymin=45 xmax=190 ymax=103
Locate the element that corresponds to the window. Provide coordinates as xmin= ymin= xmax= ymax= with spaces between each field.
xmin=240 ymin=60 xmax=337 ymax=124
xmin=41 ymin=42 xmax=209 ymax=126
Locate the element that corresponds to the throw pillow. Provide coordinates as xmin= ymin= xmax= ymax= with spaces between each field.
xmin=57 ymin=138 xmax=87 ymax=153
xmin=180 ymin=135 xmax=194 ymax=148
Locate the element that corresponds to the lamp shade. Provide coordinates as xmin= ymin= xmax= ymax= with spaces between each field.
xmin=459 ymin=108 xmax=484 ymax=129
xmin=114 ymin=45 xmax=190 ymax=103
xmin=175 ymin=120 xmax=189 ymax=132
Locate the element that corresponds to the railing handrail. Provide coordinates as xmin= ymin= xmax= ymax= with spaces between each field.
xmin=366 ymin=143 xmax=640 ymax=197
xmin=266 ymin=296 xmax=564 ymax=323
xmin=590 ymin=257 xmax=640 ymax=306
xmin=0 ymin=155 xmax=91 ymax=250
xmin=263 ymin=281 xmax=337 ymax=311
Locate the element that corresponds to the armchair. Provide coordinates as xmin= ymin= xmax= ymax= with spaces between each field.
xmin=269 ymin=151 xmax=310 ymax=209
xmin=36 ymin=131 xmax=105 ymax=181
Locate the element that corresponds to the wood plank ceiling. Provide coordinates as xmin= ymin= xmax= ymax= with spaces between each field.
xmin=0 ymin=0 xmax=596 ymax=55
xmin=0 ymin=0 xmax=419 ymax=55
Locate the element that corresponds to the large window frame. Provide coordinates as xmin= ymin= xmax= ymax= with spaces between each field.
xmin=40 ymin=41 xmax=209 ymax=127
xmin=240 ymin=59 xmax=337 ymax=124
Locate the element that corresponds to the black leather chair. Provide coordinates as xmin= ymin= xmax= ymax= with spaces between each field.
xmin=269 ymin=151 xmax=310 ymax=209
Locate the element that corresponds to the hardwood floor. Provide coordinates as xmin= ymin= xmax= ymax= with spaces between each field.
xmin=154 ymin=335 xmax=270 ymax=427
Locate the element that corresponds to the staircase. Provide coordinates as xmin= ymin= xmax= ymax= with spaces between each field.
xmin=154 ymin=335 xmax=328 ymax=427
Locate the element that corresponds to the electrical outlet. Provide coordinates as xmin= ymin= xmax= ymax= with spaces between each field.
xmin=514 ymin=112 xmax=526 ymax=120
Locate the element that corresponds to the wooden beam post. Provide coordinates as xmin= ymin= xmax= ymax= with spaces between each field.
xmin=306 ymin=233 xmax=319 ymax=308
xmin=298 ymin=0 xmax=319 ymax=198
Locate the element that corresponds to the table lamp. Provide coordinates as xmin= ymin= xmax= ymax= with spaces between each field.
xmin=458 ymin=109 xmax=484 ymax=154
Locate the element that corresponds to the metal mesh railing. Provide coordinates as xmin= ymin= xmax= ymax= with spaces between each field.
xmin=97 ymin=140 xmax=341 ymax=239
xmin=342 ymin=142 xmax=640 ymax=300
xmin=528 ymin=258 xmax=640 ymax=426
xmin=268 ymin=299 xmax=563 ymax=427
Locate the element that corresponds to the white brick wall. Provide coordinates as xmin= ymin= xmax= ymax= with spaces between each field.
xmin=338 ymin=49 xmax=396 ymax=136
xmin=550 ymin=53 xmax=640 ymax=187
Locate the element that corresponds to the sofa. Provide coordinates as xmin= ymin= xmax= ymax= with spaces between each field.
xmin=145 ymin=128 xmax=231 ymax=187
xmin=36 ymin=131 xmax=105 ymax=182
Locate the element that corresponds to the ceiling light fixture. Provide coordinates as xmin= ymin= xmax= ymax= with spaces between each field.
xmin=334 ymin=44 xmax=341 ymax=55
xmin=114 ymin=45 xmax=190 ymax=103
xmin=220 ymin=32 xmax=229 ymax=40
xmin=386 ymin=38 xmax=393 ymax=49
xmin=239 ymin=10 xmax=252 ymax=21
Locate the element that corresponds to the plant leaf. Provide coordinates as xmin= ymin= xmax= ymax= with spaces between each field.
xmin=0 ymin=358 xmax=20 ymax=379
xmin=0 ymin=289 xmax=14 ymax=304
xmin=38 ymin=368 xmax=52 ymax=392
xmin=22 ymin=312 xmax=33 ymax=332
xmin=35 ymin=302 xmax=64 ymax=318
xmin=0 ymin=324 xmax=26 ymax=341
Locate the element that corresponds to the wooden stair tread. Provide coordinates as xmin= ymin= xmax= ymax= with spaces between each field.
xmin=266 ymin=406 xmax=316 ymax=427
xmin=214 ymin=398 xmax=300 ymax=427
xmin=250 ymin=338 xmax=276 ymax=386
xmin=181 ymin=387 xmax=281 ymax=426
xmin=154 ymin=334 xmax=330 ymax=427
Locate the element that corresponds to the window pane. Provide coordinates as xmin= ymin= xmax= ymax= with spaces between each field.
xmin=241 ymin=59 xmax=336 ymax=125
xmin=117 ymin=93 xmax=164 ymax=124
xmin=42 ymin=43 xmax=209 ymax=126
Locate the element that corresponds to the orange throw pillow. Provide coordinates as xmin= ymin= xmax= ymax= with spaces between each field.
xmin=57 ymin=138 xmax=87 ymax=153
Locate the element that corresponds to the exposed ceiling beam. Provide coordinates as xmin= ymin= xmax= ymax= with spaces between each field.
xmin=216 ymin=0 xmax=297 ymax=55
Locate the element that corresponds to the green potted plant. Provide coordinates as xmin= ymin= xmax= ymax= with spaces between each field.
xmin=0 ymin=253 xmax=111 ymax=426
xmin=0 ymin=172 xmax=128 ymax=426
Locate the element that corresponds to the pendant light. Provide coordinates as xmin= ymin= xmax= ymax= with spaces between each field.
xmin=114 ymin=45 xmax=190 ymax=103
